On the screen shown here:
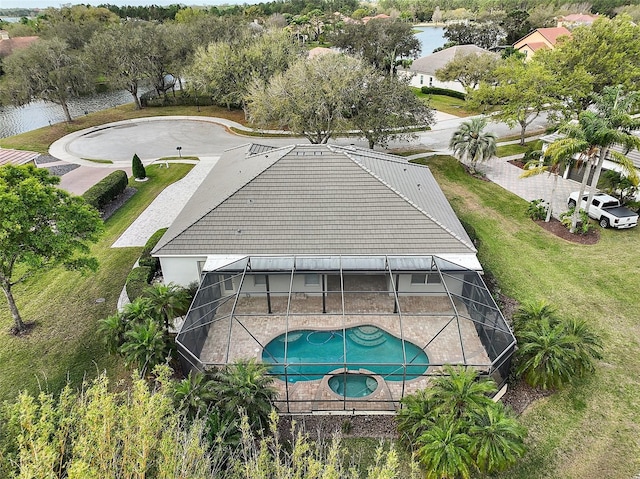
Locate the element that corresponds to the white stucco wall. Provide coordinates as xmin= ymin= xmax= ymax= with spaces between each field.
xmin=400 ymin=69 xmax=466 ymax=93
xmin=159 ymin=256 xmax=207 ymax=287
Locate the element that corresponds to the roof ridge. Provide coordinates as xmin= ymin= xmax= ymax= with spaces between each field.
xmin=331 ymin=146 xmax=476 ymax=251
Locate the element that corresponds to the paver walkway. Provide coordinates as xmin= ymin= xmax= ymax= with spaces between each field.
xmin=112 ymin=157 xmax=218 ymax=247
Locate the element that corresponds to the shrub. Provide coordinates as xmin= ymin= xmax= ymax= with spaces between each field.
xmin=140 ymin=90 xmax=216 ymax=108
xmin=125 ymin=266 xmax=153 ymax=301
xmin=421 ymin=86 xmax=466 ymax=100
xmin=560 ymin=207 xmax=594 ymax=234
xmin=132 ymin=154 xmax=146 ymax=179
xmin=459 ymin=218 xmax=478 ymax=245
xmin=82 ymin=170 xmax=128 ymax=210
xmin=527 ymin=199 xmax=548 ymax=220
xmin=138 ymin=227 xmax=167 ymax=272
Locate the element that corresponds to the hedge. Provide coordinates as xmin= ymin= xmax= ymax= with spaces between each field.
xmin=140 ymin=90 xmax=216 ymax=108
xmin=421 ymin=86 xmax=466 ymax=100
xmin=138 ymin=227 xmax=168 ymax=272
xmin=126 ymin=266 xmax=154 ymax=301
xmin=82 ymin=170 xmax=129 ymax=210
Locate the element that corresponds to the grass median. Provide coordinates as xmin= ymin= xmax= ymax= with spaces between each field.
xmin=0 ymin=163 xmax=194 ymax=402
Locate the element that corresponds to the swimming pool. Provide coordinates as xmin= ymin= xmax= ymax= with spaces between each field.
xmin=262 ymin=325 xmax=429 ymax=382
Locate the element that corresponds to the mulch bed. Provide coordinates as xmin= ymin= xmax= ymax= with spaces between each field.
xmin=278 ymin=414 xmax=399 ymax=441
xmin=502 ymin=380 xmax=554 ymax=415
xmin=534 ymin=218 xmax=600 ymax=245
xmin=508 ymin=159 xmax=526 ymax=169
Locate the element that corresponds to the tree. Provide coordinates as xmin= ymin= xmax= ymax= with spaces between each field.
xmin=435 ymin=52 xmax=499 ymax=90
xmin=187 ymin=29 xmax=301 ymax=113
xmin=469 ymin=406 xmax=527 ymax=474
xmin=120 ymin=318 xmax=172 ymax=377
xmin=398 ymin=366 xmax=526 ymax=478
xmin=350 ymin=74 xmax=434 ymax=149
xmin=0 ymin=165 xmax=103 ymax=333
xmin=545 ymin=110 xmax=640 ymax=232
xmin=85 ymin=22 xmax=163 ymax=109
xmin=514 ymin=300 xmax=603 ymax=389
xmin=211 ymin=358 xmax=277 ymax=432
xmin=543 ymin=16 xmax=640 ymax=96
xmin=469 ymin=57 xmax=561 ymax=145
xmin=331 ymin=18 xmax=420 ymax=75
xmin=145 ymin=282 xmax=190 ymax=331
xmin=500 ymin=10 xmax=532 ymax=45
xmin=247 ymin=53 xmax=366 ymax=144
xmin=449 ymin=117 xmax=497 ymax=172
xmin=416 ymin=419 xmax=474 ymax=479
xmin=2 ymin=38 xmax=89 ymax=123
xmin=132 ymin=153 xmax=146 ymax=180
xmin=38 ymin=4 xmax=119 ymax=50
xmin=443 ymin=21 xmax=505 ymax=50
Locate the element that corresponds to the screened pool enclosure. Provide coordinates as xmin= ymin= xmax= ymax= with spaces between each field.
xmin=176 ymin=255 xmax=516 ymax=414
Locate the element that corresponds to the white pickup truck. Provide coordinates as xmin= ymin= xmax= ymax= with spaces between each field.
xmin=568 ymin=191 xmax=639 ymax=229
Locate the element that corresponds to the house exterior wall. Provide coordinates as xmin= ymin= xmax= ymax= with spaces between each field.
xmin=402 ymin=69 xmax=467 ymax=93
xmin=159 ymin=256 xmax=207 ymax=287
xmin=513 ymin=31 xmax=550 ymax=51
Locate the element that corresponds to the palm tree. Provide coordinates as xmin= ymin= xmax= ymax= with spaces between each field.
xmin=120 ymin=318 xmax=171 ymax=377
xmin=97 ymin=313 xmax=126 ymax=354
xmin=122 ymin=296 xmax=155 ymax=324
xmin=516 ymin=317 xmax=602 ymax=390
xmin=585 ymin=87 xmax=640 ymax=209
xmin=173 ymin=371 xmax=216 ymax=419
xmin=469 ymin=406 xmax=526 ymax=474
xmin=449 ymin=117 xmax=497 ymax=173
xmin=545 ymin=101 xmax=640 ymax=232
xmin=145 ymin=282 xmax=190 ymax=332
xmin=429 ymin=365 xmax=497 ymax=420
xmin=513 ymin=299 xmax=558 ymax=330
xmin=416 ymin=419 xmax=474 ymax=479
xmin=398 ymin=388 xmax=438 ymax=444
xmin=211 ymin=358 xmax=277 ymax=432
xmin=521 ymin=147 xmax=574 ymax=222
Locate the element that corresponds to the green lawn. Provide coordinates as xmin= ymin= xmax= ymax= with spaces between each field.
xmin=0 ymin=163 xmax=194 ymax=402
xmin=411 ymin=156 xmax=640 ymax=478
xmin=496 ymin=140 xmax=542 ymax=157
xmin=412 ymin=88 xmax=477 ymax=117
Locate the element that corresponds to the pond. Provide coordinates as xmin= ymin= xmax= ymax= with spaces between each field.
xmin=414 ymin=25 xmax=447 ymax=56
xmin=0 ymin=88 xmax=152 ymax=139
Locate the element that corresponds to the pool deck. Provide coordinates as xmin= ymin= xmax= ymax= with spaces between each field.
xmin=199 ymin=294 xmax=491 ymax=413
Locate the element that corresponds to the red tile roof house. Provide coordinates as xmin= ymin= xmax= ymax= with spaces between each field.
xmin=513 ymin=27 xmax=571 ymax=59
xmin=152 ymin=143 xmax=516 ymax=413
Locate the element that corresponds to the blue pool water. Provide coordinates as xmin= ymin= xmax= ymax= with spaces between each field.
xmin=328 ymin=373 xmax=378 ymax=397
xmin=262 ymin=325 xmax=429 ymax=382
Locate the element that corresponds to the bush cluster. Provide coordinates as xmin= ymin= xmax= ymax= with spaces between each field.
xmin=421 ymin=86 xmax=466 ymax=100
xmin=125 ymin=266 xmax=154 ymax=301
xmin=82 ymin=170 xmax=128 ymax=210
xmin=141 ymin=90 xmax=216 ymax=108
xmin=138 ymin=228 xmax=167 ymax=272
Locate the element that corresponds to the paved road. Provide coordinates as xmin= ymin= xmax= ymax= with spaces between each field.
xmin=47 ymin=113 xmax=579 ymax=247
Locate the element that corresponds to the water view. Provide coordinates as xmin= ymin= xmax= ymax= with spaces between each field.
xmin=414 ymin=25 xmax=446 ymax=55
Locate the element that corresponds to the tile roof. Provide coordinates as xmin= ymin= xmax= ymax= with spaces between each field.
xmin=154 ymin=144 xmax=476 ymax=257
xmin=406 ymin=45 xmax=496 ymax=76
xmin=537 ymin=27 xmax=571 ymax=45
xmin=0 ymin=148 xmax=39 ymax=167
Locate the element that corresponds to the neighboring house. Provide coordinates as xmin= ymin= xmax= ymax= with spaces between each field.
xmin=557 ymin=13 xmax=599 ymax=29
xmin=399 ymin=44 xmax=496 ymax=93
xmin=0 ymin=31 xmax=39 ymax=58
xmin=541 ymin=131 xmax=640 ymax=187
xmin=513 ymin=27 xmax=571 ymax=59
xmin=154 ymin=143 xmax=515 ymax=413
xmin=361 ymin=13 xmax=391 ymax=23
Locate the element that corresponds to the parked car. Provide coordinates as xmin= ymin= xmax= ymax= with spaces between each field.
xmin=567 ymin=191 xmax=639 ymax=229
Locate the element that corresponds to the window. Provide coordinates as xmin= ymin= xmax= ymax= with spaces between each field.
xmin=254 ymin=274 xmax=266 ymax=286
xmin=411 ymin=273 xmax=440 ymax=284
xmin=420 ymin=75 xmax=423 ymax=85
xmin=304 ymin=274 xmax=320 ymax=286
xmin=223 ymin=274 xmax=234 ymax=291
